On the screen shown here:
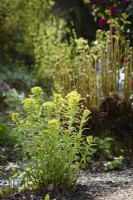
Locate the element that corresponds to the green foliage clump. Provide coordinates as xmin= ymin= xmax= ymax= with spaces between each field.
xmin=0 ymin=0 xmax=82 ymax=94
xmin=0 ymin=188 xmax=12 ymax=199
xmin=33 ymin=18 xmax=66 ymax=93
xmin=80 ymin=136 xmax=113 ymax=165
xmin=11 ymin=86 xmax=93 ymax=189
xmin=0 ymin=0 xmax=55 ymax=62
xmin=0 ymin=123 xmax=10 ymax=146
xmin=44 ymin=194 xmax=50 ymax=200
xmin=94 ymin=137 xmax=113 ymax=159
xmin=34 ymin=18 xmax=83 ymax=94
xmin=104 ymin=156 xmax=124 ymax=171
xmin=0 ymin=123 xmax=16 ymax=150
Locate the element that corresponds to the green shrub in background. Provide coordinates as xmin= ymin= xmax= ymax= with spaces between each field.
xmin=0 ymin=0 xmax=57 ymax=95
xmin=0 ymin=0 xmax=82 ymax=95
xmin=34 ymin=17 xmax=83 ymax=94
xmin=93 ymin=137 xmax=113 ymax=159
xmin=0 ymin=123 xmax=10 ymax=146
xmin=104 ymin=156 xmax=124 ymax=171
xmin=0 ymin=123 xmax=16 ymax=156
xmin=11 ymin=87 xmax=94 ymax=189
xmin=0 ymin=0 xmax=55 ymax=63
xmin=33 ymin=17 xmax=67 ymax=93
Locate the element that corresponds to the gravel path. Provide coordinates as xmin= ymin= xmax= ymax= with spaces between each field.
xmin=1 ymin=168 xmax=133 ymax=199
xmin=77 ymin=168 xmax=133 ymax=200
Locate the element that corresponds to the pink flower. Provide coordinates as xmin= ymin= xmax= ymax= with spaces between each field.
xmin=108 ymin=6 xmax=117 ymax=15
xmin=98 ymin=18 xmax=107 ymax=27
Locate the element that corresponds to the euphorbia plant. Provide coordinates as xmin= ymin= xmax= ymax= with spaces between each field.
xmin=11 ymin=87 xmax=94 ymax=190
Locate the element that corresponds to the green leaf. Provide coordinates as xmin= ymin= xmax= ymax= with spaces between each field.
xmin=44 ymin=194 xmax=50 ymax=200
xmin=86 ymin=136 xmax=93 ymax=144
